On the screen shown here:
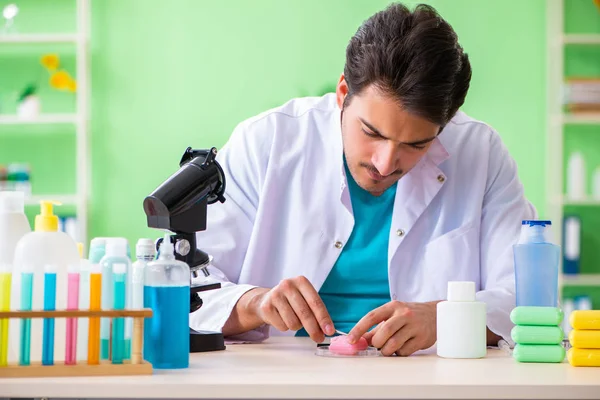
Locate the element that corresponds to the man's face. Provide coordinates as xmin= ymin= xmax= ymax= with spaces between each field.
xmin=336 ymin=76 xmax=441 ymax=196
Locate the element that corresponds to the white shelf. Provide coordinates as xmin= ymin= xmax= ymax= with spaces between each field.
xmin=561 ymin=196 xmax=600 ymax=206
xmin=562 ymin=274 xmax=600 ymax=286
xmin=0 ymin=33 xmax=80 ymax=44
xmin=563 ymin=113 xmax=600 ymax=124
xmin=25 ymin=194 xmax=78 ymax=206
xmin=0 ymin=114 xmax=78 ymax=125
xmin=563 ymin=34 xmax=600 ymax=44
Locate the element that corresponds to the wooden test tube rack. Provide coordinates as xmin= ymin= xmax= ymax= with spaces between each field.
xmin=0 ymin=309 xmax=153 ymax=378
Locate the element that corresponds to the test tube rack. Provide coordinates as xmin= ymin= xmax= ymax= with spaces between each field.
xmin=0 ymin=309 xmax=153 ymax=378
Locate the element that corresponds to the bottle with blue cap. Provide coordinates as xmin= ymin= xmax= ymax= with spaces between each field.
xmin=513 ymin=220 xmax=560 ymax=307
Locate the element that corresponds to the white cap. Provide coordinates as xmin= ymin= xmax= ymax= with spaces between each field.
xmin=0 ymin=191 xmax=24 ymax=214
xmin=136 ymin=238 xmax=155 ymax=258
xmin=106 ymin=238 xmax=128 ymax=257
xmin=90 ymin=237 xmax=107 ymax=248
xmin=447 ymin=281 xmax=476 ymax=302
xmin=158 ymin=233 xmax=175 ymax=259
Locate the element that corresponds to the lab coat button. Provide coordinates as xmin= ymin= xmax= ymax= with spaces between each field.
xmin=396 ymin=229 xmax=405 ymax=237
xmin=392 ymin=294 xmax=397 ymax=300
xmin=334 ymin=241 xmax=343 ymax=249
xmin=437 ymin=174 xmax=445 ymax=183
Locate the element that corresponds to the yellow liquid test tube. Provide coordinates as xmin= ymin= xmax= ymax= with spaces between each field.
xmin=87 ymin=266 xmax=102 ymax=365
xmin=0 ymin=271 xmax=11 ymax=367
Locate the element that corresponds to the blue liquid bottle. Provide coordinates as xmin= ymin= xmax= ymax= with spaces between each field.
xmin=143 ymin=234 xmax=190 ymax=369
xmin=514 ymin=220 xmax=560 ymax=307
xmin=98 ymin=238 xmax=131 ymax=360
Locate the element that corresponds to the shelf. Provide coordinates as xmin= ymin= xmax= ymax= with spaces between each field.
xmin=563 ymin=34 xmax=600 ymax=45
xmin=563 ymin=113 xmax=600 ymax=124
xmin=562 ymin=274 xmax=600 ymax=286
xmin=0 ymin=114 xmax=78 ymax=125
xmin=553 ymin=196 xmax=600 ymax=206
xmin=25 ymin=194 xmax=78 ymax=206
xmin=0 ymin=33 xmax=80 ymax=44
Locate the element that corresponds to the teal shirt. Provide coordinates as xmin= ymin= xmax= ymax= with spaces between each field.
xmin=297 ymin=163 xmax=396 ymax=336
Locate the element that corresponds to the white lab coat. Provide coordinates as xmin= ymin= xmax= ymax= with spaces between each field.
xmin=190 ymin=93 xmax=536 ymax=343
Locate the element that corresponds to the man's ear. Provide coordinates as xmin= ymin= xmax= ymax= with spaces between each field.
xmin=336 ymin=74 xmax=348 ymax=109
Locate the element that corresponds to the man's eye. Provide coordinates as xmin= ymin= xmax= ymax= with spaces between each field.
xmin=362 ymin=129 xmax=378 ymax=138
xmin=410 ymin=144 xmax=427 ymax=150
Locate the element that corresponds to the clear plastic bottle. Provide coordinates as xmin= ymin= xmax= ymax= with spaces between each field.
xmin=98 ymin=238 xmax=131 ymax=361
xmin=144 ymin=234 xmax=190 ymax=369
xmin=125 ymin=238 xmax=155 ymax=359
xmin=513 ymin=220 xmax=560 ymax=307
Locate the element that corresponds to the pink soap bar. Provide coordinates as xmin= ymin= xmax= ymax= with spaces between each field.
xmin=329 ymin=335 xmax=369 ymax=355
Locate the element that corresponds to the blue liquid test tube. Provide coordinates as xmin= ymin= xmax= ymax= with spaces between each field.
xmin=100 ymin=260 xmax=113 ymax=360
xmin=42 ymin=264 xmax=57 ymax=366
xmin=19 ymin=271 xmax=34 ymax=366
xmin=111 ymin=263 xmax=127 ymax=364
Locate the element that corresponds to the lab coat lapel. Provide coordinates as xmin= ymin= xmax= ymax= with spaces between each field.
xmin=387 ymin=138 xmax=450 ymax=265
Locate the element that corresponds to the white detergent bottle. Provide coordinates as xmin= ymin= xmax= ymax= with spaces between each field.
xmin=9 ymin=200 xmax=80 ymax=364
xmin=436 ymin=281 xmax=487 ymax=359
xmin=0 ymin=191 xmax=31 ymax=266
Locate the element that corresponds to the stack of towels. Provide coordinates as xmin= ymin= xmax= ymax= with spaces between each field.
xmin=568 ymin=310 xmax=600 ymax=367
xmin=510 ymin=306 xmax=565 ymax=363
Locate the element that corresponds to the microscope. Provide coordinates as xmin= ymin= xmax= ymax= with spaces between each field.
xmin=143 ymin=146 xmax=227 ymax=353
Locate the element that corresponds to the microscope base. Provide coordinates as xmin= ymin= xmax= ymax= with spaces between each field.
xmin=190 ymin=329 xmax=226 ymax=353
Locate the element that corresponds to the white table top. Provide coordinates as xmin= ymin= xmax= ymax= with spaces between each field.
xmin=1 ymin=337 xmax=599 ymax=399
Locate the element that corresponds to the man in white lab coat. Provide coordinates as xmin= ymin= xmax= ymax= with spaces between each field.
xmin=191 ymin=2 xmax=536 ymax=356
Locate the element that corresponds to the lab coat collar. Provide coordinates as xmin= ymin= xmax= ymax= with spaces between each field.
xmin=425 ymin=133 xmax=450 ymax=166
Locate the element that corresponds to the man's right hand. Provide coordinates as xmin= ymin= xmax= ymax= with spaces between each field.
xmin=252 ymin=276 xmax=335 ymax=342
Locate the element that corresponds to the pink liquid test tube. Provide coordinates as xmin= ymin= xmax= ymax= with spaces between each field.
xmin=65 ymin=264 xmax=80 ymax=365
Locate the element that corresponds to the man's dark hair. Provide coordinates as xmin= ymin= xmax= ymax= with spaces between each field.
xmin=343 ymin=3 xmax=471 ymax=127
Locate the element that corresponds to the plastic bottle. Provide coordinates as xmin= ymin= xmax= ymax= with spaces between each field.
xmin=513 ymin=220 xmax=560 ymax=307
xmin=0 ymin=191 xmax=31 ymax=266
xmin=562 ymin=216 xmax=581 ymax=275
xmin=144 ymin=234 xmax=190 ymax=369
xmin=436 ymin=281 xmax=487 ymax=359
xmin=566 ymin=151 xmax=586 ymax=200
xmin=10 ymin=200 xmax=79 ymax=364
xmin=125 ymin=238 xmax=155 ymax=359
xmin=0 ymin=191 xmax=30 ymax=364
xmin=98 ymin=238 xmax=131 ymax=360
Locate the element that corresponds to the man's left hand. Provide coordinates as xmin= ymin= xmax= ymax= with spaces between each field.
xmin=348 ymin=300 xmax=440 ymax=357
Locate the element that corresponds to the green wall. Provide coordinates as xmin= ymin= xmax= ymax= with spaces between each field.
xmin=0 ymin=0 xmax=548 ymax=246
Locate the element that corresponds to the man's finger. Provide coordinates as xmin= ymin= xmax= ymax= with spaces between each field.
xmin=395 ymin=337 xmax=420 ymax=357
xmin=348 ymin=304 xmax=392 ymax=344
xmin=362 ymin=324 xmax=380 ymax=344
xmin=272 ymin=295 xmax=302 ymax=331
xmin=287 ymin=290 xmax=324 ymax=342
xmin=260 ymin=301 xmax=289 ymax=332
xmin=296 ymin=280 xmax=334 ymax=336
xmin=379 ymin=326 xmax=413 ymax=356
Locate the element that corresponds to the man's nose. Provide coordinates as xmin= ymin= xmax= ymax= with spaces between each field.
xmin=372 ymin=142 xmax=398 ymax=177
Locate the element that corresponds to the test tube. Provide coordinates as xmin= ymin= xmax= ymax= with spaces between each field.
xmin=111 ymin=263 xmax=127 ymax=364
xmin=19 ymin=265 xmax=34 ymax=366
xmin=0 ymin=264 xmax=11 ymax=367
xmin=42 ymin=264 xmax=57 ymax=366
xmin=77 ymin=258 xmax=91 ymax=362
xmin=65 ymin=263 xmax=80 ymax=365
xmin=87 ymin=264 xmax=102 ymax=365
xmin=100 ymin=258 xmax=113 ymax=360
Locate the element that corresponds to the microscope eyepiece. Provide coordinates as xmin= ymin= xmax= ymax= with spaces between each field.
xmin=143 ymin=147 xmax=226 ymax=233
